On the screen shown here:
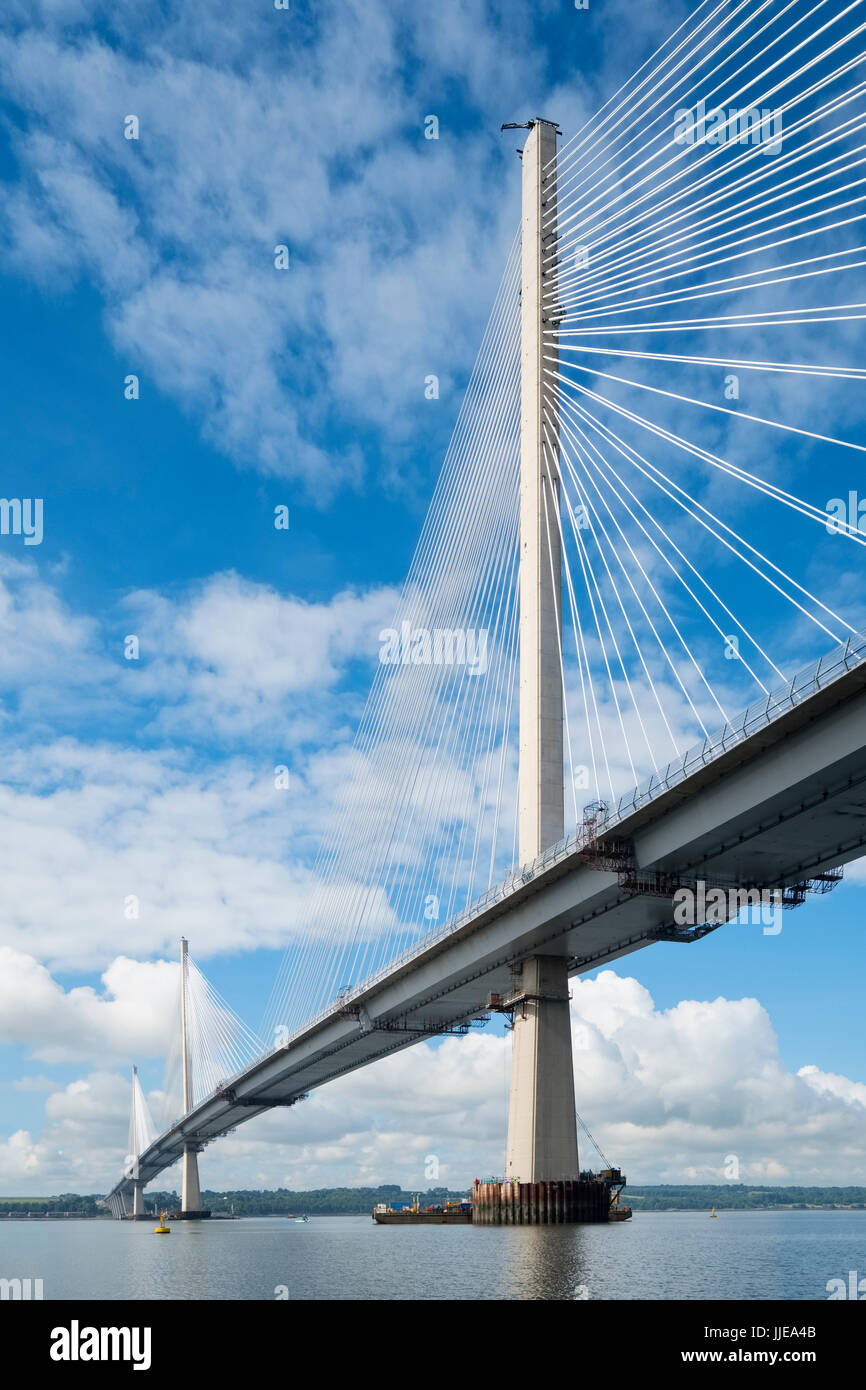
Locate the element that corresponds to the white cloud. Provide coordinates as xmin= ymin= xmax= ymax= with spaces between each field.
xmin=0 ymin=556 xmax=410 ymax=966
xmin=0 ymin=755 xmax=340 ymax=967
xmin=798 ymin=1064 xmax=866 ymax=1109
xmin=0 ymin=555 xmax=399 ymax=743
xmin=123 ymin=571 xmax=399 ymax=738
xmin=0 ymin=4 xmax=541 ymax=493
xmin=0 ymin=949 xmax=176 ymax=1063
xmin=0 ymin=556 xmax=101 ymax=700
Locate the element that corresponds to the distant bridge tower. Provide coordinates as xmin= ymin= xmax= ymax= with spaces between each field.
xmin=505 ymin=117 xmax=581 ymax=1195
xmin=130 ymin=1066 xmax=145 ymax=1219
xmin=180 ymin=937 xmax=203 ymax=1214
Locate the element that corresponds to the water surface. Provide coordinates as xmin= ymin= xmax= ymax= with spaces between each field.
xmin=2 ymin=1210 xmax=864 ymax=1300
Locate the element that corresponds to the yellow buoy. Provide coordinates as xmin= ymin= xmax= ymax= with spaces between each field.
xmin=154 ymin=1209 xmax=171 ymax=1234
xmin=710 ymin=1206 xmax=718 ymax=1218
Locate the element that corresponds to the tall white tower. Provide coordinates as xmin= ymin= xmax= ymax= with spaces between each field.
xmin=505 ymin=117 xmax=580 ymax=1186
xmin=130 ymin=1065 xmax=145 ymax=1218
xmin=180 ymin=937 xmax=202 ymax=1212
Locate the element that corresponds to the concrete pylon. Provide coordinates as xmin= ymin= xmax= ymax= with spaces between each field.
xmin=505 ymin=956 xmax=578 ymax=1181
xmin=180 ymin=937 xmax=202 ymax=1213
xmin=182 ymin=1141 xmax=202 ymax=1211
xmin=518 ymin=116 xmax=564 ymax=866
xmin=132 ymin=1181 xmax=145 ymax=1219
xmin=505 ymin=118 xmax=579 ymax=1188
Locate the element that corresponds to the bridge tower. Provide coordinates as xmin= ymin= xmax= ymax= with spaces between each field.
xmin=130 ymin=1065 xmax=146 ymax=1219
xmin=180 ymin=937 xmax=203 ymax=1213
xmin=505 ymin=116 xmax=581 ymax=1197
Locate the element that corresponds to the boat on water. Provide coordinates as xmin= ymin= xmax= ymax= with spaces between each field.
xmin=373 ymin=1195 xmax=472 ymax=1225
xmin=295 ymin=1215 xmax=309 ymax=1223
xmin=608 ymin=1189 xmax=632 ymax=1222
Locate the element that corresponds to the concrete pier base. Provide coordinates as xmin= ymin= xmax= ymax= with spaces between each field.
xmin=181 ymin=1141 xmax=202 ymax=1213
xmin=472 ymin=1178 xmax=610 ymax=1225
xmin=505 ymin=955 xmax=579 ymax=1184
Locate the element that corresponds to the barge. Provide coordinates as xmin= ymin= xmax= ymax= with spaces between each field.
xmin=373 ymin=1170 xmax=632 ymax=1225
xmin=373 ymin=1195 xmax=472 ymax=1224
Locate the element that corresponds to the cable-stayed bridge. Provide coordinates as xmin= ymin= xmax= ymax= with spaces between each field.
xmin=107 ymin=0 xmax=866 ymax=1221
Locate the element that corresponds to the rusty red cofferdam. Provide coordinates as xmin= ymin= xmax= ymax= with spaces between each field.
xmin=472 ymin=1178 xmax=611 ymax=1224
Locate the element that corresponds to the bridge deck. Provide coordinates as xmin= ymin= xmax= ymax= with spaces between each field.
xmin=109 ymin=633 xmax=866 ymax=1205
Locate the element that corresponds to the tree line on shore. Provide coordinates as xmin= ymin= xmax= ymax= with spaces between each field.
xmin=625 ymin=1185 xmax=866 ymax=1210
xmin=2 ymin=1184 xmax=864 ymax=1216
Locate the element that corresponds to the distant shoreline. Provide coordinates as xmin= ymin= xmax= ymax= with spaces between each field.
xmin=3 ymin=1184 xmax=866 ymax=1218
xmin=2 ymin=1207 xmax=864 ymax=1220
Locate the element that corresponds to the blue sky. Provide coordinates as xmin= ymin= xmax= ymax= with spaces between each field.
xmin=1 ymin=0 xmax=865 ymax=1195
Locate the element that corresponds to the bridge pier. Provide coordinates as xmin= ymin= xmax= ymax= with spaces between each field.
xmin=181 ymin=1142 xmax=202 ymax=1213
xmin=179 ymin=937 xmax=204 ymax=1216
xmin=132 ymin=1181 xmax=145 ymax=1220
xmin=505 ymin=955 xmax=579 ymax=1185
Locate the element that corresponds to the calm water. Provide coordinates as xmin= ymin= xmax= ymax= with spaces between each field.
xmin=2 ymin=1211 xmax=864 ymax=1300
